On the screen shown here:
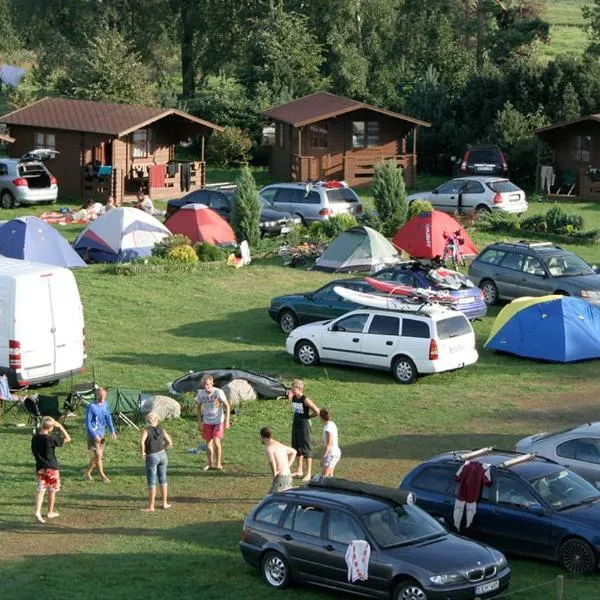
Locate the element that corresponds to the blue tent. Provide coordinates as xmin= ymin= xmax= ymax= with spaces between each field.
xmin=0 ymin=216 xmax=86 ymax=268
xmin=485 ymin=295 xmax=600 ymax=362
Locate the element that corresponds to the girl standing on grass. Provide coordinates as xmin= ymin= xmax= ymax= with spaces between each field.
xmin=140 ymin=412 xmax=173 ymax=512
xmin=319 ymin=408 xmax=341 ymax=477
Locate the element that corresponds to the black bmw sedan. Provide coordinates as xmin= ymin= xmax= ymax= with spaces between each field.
xmin=240 ymin=477 xmax=510 ymax=600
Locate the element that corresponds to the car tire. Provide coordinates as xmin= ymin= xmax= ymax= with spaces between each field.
xmin=279 ymin=310 xmax=298 ymax=334
xmin=480 ymin=279 xmax=498 ymax=306
xmin=392 ymin=356 xmax=417 ymax=384
xmin=393 ymin=580 xmax=429 ymax=600
xmin=294 ymin=340 xmax=319 ymax=366
xmin=475 ymin=205 xmax=492 ymax=217
xmin=0 ymin=190 xmax=16 ymax=209
xmin=261 ymin=551 xmax=292 ymax=589
xmin=294 ymin=213 xmax=307 ymax=226
xmin=559 ymin=538 xmax=596 ymax=574
xmin=554 ymin=290 xmax=569 ymax=296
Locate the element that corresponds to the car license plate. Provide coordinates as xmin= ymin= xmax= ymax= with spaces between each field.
xmin=509 ymin=194 xmax=521 ymax=202
xmin=475 ymin=580 xmax=500 ymax=595
xmin=458 ymin=297 xmax=475 ymax=305
xmin=449 ymin=345 xmax=465 ymax=354
xmin=280 ymin=226 xmax=290 ymax=234
xmin=475 ymin=164 xmax=493 ymax=171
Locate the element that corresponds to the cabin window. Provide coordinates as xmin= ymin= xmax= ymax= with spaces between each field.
xmin=262 ymin=124 xmax=275 ymax=146
xmin=309 ymin=124 xmax=328 ymax=149
xmin=572 ymin=135 xmax=591 ymax=163
xmin=34 ymin=132 xmax=56 ymax=150
xmin=352 ymin=121 xmax=380 ymax=148
xmin=132 ymin=129 xmax=149 ymax=158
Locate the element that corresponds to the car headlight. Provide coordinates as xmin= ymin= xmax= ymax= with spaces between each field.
xmin=429 ymin=572 xmax=465 ymax=585
xmin=262 ymin=221 xmax=276 ymax=227
xmin=580 ymin=290 xmax=600 ymax=298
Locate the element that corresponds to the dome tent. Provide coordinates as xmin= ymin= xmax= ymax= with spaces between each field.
xmin=164 ymin=204 xmax=236 ymax=245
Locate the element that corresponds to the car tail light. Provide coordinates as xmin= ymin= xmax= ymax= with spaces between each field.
xmin=12 ymin=177 xmax=28 ymax=187
xmin=499 ymin=151 xmax=508 ymax=171
xmin=356 ymin=204 xmax=363 ymax=214
xmin=429 ymin=339 xmax=439 ymax=360
xmin=319 ymin=208 xmax=333 ymax=216
xmin=50 ymin=176 xmax=58 ymax=185
xmin=9 ymin=339 xmax=21 ymax=369
xmin=241 ymin=527 xmax=247 ymax=542
xmin=493 ymin=193 xmax=503 ymax=204
xmin=460 ymin=151 xmax=470 ymax=172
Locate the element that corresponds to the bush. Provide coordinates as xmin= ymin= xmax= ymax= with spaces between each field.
xmin=232 ymin=166 xmax=261 ymax=245
xmin=308 ymin=214 xmax=358 ymax=240
xmin=407 ymin=199 xmax=433 ymax=220
xmin=476 ymin=211 xmax=520 ymax=232
xmin=206 ymin=126 xmax=253 ymax=167
xmin=358 ymin=210 xmax=382 ymax=232
xmin=152 ymin=234 xmax=192 ymax=258
xmin=194 ymin=242 xmax=228 ymax=262
xmin=545 ymin=205 xmax=584 ymax=233
xmin=520 ymin=214 xmax=547 ymax=233
xmin=167 ymin=245 xmax=198 ymax=263
xmin=372 ymin=160 xmax=408 ymax=237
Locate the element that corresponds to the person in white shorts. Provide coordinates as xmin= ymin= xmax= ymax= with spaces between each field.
xmin=319 ymin=408 xmax=341 ymax=477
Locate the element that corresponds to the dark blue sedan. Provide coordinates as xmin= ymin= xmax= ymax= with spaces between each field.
xmin=400 ymin=449 xmax=600 ymax=574
xmin=373 ymin=264 xmax=487 ymax=320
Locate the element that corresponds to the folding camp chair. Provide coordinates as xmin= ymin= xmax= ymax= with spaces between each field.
xmin=64 ymin=368 xmax=97 ymax=416
xmin=105 ymin=388 xmax=142 ymax=431
xmin=23 ymin=394 xmax=62 ymax=428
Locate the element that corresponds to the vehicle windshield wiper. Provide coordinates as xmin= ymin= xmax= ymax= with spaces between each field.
xmin=557 ymin=496 xmax=600 ymax=511
xmin=384 ymin=532 xmax=446 ymax=548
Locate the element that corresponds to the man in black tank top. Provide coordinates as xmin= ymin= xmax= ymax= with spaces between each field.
xmin=288 ymin=378 xmax=319 ymax=482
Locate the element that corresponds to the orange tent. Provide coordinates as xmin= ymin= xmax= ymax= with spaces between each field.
xmin=164 ymin=204 xmax=236 ymax=245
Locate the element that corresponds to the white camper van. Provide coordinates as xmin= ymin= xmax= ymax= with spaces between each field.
xmin=0 ymin=258 xmax=85 ymax=387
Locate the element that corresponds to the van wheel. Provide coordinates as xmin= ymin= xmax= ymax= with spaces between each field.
xmin=393 ymin=579 xmax=428 ymax=600
xmin=480 ymin=279 xmax=498 ymax=305
xmin=0 ymin=190 xmax=16 ymax=209
xmin=262 ymin=551 xmax=291 ymax=589
xmin=295 ymin=340 xmax=319 ymax=366
xmin=392 ymin=356 xmax=417 ymax=384
xmin=559 ymin=538 xmax=596 ymax=574
xmin=279 ymin=310 xmax=298 ymax=334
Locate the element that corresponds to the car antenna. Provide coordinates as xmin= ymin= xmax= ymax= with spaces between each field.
xmin=456 ymin=447 xmax=494 ymax=461
xmin=498 ymin=453 xmax=536 ymax=469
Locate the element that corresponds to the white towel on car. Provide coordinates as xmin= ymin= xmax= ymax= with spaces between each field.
xmin=345 ymin=540 xmax=371 ymax=583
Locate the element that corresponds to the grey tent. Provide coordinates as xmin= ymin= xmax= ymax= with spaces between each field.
xmin=314 ymin=226 xmax=400 ymax=273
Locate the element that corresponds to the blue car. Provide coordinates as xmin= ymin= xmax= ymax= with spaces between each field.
xmin=399 ymin=449 xmax=600 ymax=574
xmin=373 ymin=264 xmax=487 ymax=320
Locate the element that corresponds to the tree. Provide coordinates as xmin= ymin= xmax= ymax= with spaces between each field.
xmin=207 ymin=127 xmax=253 ymax=167
xmin=372 ymin=160 xmax=407 ymax=237
xmin=56 ymin=28 xmax=157 ymax=105
xmin=232 ymin=166 xmax=261 ymax=246
xmin=584 ymin=0 xmax=600 ymax=56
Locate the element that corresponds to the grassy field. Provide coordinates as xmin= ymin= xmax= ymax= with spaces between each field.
xmin=0 ymin=176 xmax=599 ymax=599
xmin=545 ymin=0 xmax=592 ymax=59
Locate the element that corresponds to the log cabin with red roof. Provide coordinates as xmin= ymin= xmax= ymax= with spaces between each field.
xmin=262 ymin=91 xmax=431 ymax=187
xmin=0 ymin=97 xmax=222 ymax=204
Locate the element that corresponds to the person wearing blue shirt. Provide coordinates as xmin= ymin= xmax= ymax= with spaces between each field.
xmin=84 ymin=388 xmax=117 ymax=482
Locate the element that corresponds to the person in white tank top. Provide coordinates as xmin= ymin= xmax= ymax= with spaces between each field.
xmin=319 ymin=408 xmax=341 ymax=477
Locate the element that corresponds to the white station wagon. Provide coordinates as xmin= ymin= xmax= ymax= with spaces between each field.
xmin=285 ymin=306 xmax=478 ymax=383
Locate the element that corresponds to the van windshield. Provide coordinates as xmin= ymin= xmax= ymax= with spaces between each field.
xmin=326 ymin=188 xmax=359 ymax=203
xmin=436 ymin=315 xmax=471 ymax=339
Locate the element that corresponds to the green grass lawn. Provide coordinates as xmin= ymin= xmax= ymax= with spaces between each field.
xmin=545 ymin=0 xmax=592 ymax=59
xmin=0 ymin=174 xmax=599 ymax=599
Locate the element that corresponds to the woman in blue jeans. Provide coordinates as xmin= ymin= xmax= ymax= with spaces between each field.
xmin=140 ymin=412 xmax=173 ymax=512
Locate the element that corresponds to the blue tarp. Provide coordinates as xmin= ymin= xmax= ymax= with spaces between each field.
xmin=485 ymin=296 xmax=600 ymax=363
xmin=0 ymin=216 xmax=86 ymax=268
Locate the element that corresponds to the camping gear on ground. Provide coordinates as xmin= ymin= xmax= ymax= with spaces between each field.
xmin=392 ymin=211 xmax=478 ymax=260
xmin=485 ymin=295 xmax=600 ymax=362
xmin=105 ymin=388 xmax=142 ymax=430
xmin=315 ymin=226 xmax=400 ymax=273
xmin=364 ymin=277 xmax=455 ymax=305
xmin=74 ymin=207 xmax=170 ymax=262
xmin=168 ymin=369 xmax=286 ymax=398
xmin=140 ymin=395 xmax=181 ymax=420
xmin=0 ymin=216 xmax=86 ymax=268
xmin=164 ymin=203 xmax=237 ymax=245
xmin=0 ymin=257 xmax=85 ymax=388
xmin=278 ymin=241 xmax=327 ymax=267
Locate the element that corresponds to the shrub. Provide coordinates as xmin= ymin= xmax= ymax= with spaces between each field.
xmin=520 ymin=214 xmax=547 ymax=233
xmin=407 ymin=199 xmax=433 ymax=220
xmin=476 ymin=211 xmax=520 ymax=232
xmin=152 ymin=234 xmax=192 ymax=258
xmin=545 ymin=205 xmax=584 ymax=233
xmin=307 ymin=214 xmax=358 ymax=241
xmin=167 ymin=245 xmax=198 ymax=263
xmin=358 ymin=210 xmax=382 ymax=232
xmin=206 ymin=126 xmax=253 ymax=167
xmin=232 ymin=166 xmax=261 ymax=246
xmin=372 ymin=160 xmax=408 ymax=237
xmin=194 ymin=242 xmax=228 ymax=262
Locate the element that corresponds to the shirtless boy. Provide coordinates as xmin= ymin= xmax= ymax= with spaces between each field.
xmin=260 ymin=427 xmax=297 ymax=494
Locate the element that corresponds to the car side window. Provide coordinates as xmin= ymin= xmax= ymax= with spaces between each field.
xmin=558 ymin=438 xmax=600 ymax=464
xmin=210 ymin=192 xmax=230 ymax=211
xmin=401 ymin=318 xmax=430 ymax=338
xmin=260 ymin=188 xmax=277 ymax=203
xmin=284 ymin=504 xmax=324 ymax=537
xmin=556 ymin=439 xmax=577 ymax=459
xmin=333 ymin=314 xmax=368 ymax=333
xmin=437 ymin=181 xmax=462 ymax=194
xmin=313 ymin=284 xmax=338 ymax=302
xmin=478 ymin=249 xmax=506 ymax=265
xmin=495 ymin=474 xmax=538 ymax=509
xmin=0 ymin=163 xmax=7 ymax=176
xmin=275 ymin=188 xmax=305 ymax=204
xmin=187 ymin=190 xmax=210 ymax=204
xmin=499 ymin=252 xmax=524 ymax=271
xmin=255 ymin=502 xmax=289 ymax=525
xmin=411 ymin=466 xmax=456 ymax=494
xmin=327 ymin=510 xmax=366 ymax=545
xmin=304 ymin=191 xmax=321 ymax=204
xmin=521 ymin=255 xmax=544 ymax=275
xmin=464 ymin=181 xmax=485 ymax=193
xmin=368 ymin=315 xmax=400 ymax=335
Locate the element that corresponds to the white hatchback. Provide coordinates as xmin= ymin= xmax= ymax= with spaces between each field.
xmin=285 ymin=306 xmax=478 ymax=383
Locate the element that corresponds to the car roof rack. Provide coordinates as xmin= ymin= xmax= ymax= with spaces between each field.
xmin=497 ymin=453 xmax=536 ymax=468
xmin=454 ymin=447 xmax=494 ymax=461
xmin=498 ymin=240 xmax=559 ymax=249
xmin=308 ymin=476 xmax=416 ymax=506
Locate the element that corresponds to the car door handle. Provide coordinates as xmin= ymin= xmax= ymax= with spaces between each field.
xmin=324 ymin=544 xmax=335 ymax=552
xmin=352 ymin=338 xmax=359 ymax=343
xmin=385 ymin=341 xmax=393 ymax=346
xmin=282 ymin=534 xmax=293 ymax=541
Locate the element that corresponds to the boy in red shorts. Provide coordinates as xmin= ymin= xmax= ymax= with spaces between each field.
xmin=31 ymin=417 xmax=72 ymax=523
xmin=195 ymin=375 xmax=230 ymax=471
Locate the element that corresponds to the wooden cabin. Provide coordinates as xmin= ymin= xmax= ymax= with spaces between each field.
xmin=535 ymin=115 xmax=600 ymax=201
xmin=0 ymin=97 xmax=222 ymax=204
xmin=262 ymin=92 xmax=431 ymax=187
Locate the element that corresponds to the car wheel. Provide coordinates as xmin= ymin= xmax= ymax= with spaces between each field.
xmin=279 ymin=310 xmax=298 ymax=334
xmin=475 ymin=205 xmax=491 ymax=217
xmin=294 ymin=340 xmax=319 ymax=366
xmin=294 ymin=213 xmax=307 ymax=226
xmin=392 ymin=356 xmax=417 ymax=384
xmin=559 ymin=538 xmax=596 ymax=574
xmin=554 ymin=290 xmax=569 ymax=296
xmin=480 ymin=279 xmax=498 ymax=306
xmin=261 ymin=551 xmax=291 ymax=589
xmin=393 ymin=580 xmax=428 ymax=600
xmin=0 ymin=190 xmax=16 ymax=209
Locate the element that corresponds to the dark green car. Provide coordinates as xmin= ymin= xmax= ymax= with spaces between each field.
xmin=268 ymin=279 xmax=375 ymax=333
